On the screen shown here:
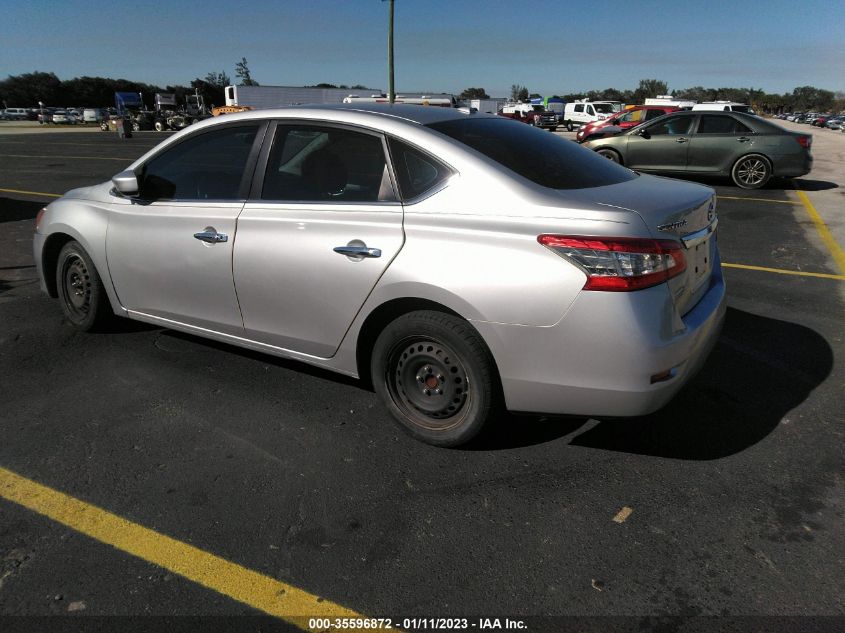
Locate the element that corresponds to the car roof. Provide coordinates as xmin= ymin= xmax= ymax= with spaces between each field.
xmin=231 ymin=103 xmax=476 ymax=126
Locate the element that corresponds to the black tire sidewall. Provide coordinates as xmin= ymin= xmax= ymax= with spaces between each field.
xmin=56 ymin=240 xmax=109 ymax=331
xmin=371 ymin=311 xmax=497 ymax=447
xmin=598 ymin=148 xmax=621 ymax=163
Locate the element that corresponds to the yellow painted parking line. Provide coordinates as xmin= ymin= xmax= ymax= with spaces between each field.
xmin=794 ymin=189 xmax=845 ymax=274
xmin=0 ymin=466 xmax=365 ymax=626
xmin=0 ymin=187 xmax=62 ymax=198
xmin=717 ymin=195 xmax=802 ymax=205
xmin=0 ymin=153 xmax=129 ymax=162
xmin=722 ymin=262 xmax=845 ymax=281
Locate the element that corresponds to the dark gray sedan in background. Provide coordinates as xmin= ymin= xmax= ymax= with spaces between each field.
xmin=583 ymin=111 xmax=813 ymax=189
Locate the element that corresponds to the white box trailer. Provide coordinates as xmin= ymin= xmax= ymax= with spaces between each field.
xmin=644 ymin=95 xmax=697 ymax=109
xmin=225 ymin=85 xmax=383 ymax=109
xmin=469 ymin=98 xmax=506 ymax=114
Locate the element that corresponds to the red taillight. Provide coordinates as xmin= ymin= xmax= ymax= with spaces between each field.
xmin=35 ymin=207 xmax=47 ymax=232
xmin=796 ymin=135 xmax=812 ymax=148
xmin=538 ymin=235 xmax=687 ymax=291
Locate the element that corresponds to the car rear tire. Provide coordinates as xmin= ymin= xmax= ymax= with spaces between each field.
xmin=154 ymin=120 xmax=165 ymax=132
xmin=731 ymin=154 xmax=771 ymax=189
xmin=371 ymin=310 xmax=498 ymax=447
xmin=566 ymin=121 xmax=574 ymax=132
xmin=56 ymin=241 xmax=112 ymax=331
xmin=597 ymin=148 xmax=622 ymax=164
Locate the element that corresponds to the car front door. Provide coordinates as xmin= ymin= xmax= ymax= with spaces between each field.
xmin=233 ymin=122 xmax=404 ymax=358
xmin=106 ymin=123 xmax=265 ymax=335
xmin=625 ymin=114 xmax=694 ymax=172
xmin=686 ymin=114 xmax=755 ymax=174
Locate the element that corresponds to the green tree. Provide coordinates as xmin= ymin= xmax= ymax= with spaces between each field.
xmin=235 ymin=57 xmax=259 ymax=86
xmin=633 ymin=79 xmax=669 ymax=103
xmin=511 ymin=84 xmax=529 ymax=101
xmin=205 ymin=71 xmax=231 ymax=88
xmin=0 ymin=71 xmax=62 ymax=107
xmin=459 ymin=87 xmax=490 ymax=99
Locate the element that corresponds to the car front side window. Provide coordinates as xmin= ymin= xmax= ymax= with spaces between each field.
xmin=647 ymin=116 xmax=693 ymax=136
xmin=138 ymin=124 xmax=261 ymax=201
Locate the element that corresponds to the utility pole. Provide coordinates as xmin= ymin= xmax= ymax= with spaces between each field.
xmin=387 ymin=0 xmax=395 ymax=104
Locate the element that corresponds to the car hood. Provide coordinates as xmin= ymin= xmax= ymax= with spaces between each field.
xmin=60 ymin=181 xmax=115 ymax=204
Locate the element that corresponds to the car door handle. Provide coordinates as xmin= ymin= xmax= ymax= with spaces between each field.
xmin=675 ymin=137 xmax=689 ymax=143
xmin=737 ymin=136 xmax=751 ymax=142
xmin=193 ymin=230 xmax=228 ymax=244
xmin=333 ymin=245 xmax=381 ymax=258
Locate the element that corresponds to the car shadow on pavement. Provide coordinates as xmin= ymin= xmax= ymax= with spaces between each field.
xmin=567 ymin=307 xmax=832 ymax=460
xmin=789 ymin=178 xmax=839 ymax=192
xmin=0 ymin=197 xmax=44 ymax=223
xmin=674 ymin=175 xmax=838 ymax=192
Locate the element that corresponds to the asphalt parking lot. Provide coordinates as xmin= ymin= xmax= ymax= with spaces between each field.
xmin=0 ymin=122 xmax=843 ymax=632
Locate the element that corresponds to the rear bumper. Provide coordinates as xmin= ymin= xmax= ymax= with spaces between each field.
xmin=472 ymin=261 xmax=726 ymax=417
xmin=772 ymin=152 xmax=813 ymax=178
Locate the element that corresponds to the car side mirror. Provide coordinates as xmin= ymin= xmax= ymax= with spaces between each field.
xmin=112 ymin=170 xmax=139 ymax=195
xmin=637 ymin=128 xmax=650 ymax=139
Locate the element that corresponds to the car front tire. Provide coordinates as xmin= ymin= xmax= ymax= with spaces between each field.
xmin=56 ymin=241 xmax=112 ymax=331
xmin=731 ymin=154 xmax=771 ymax=189
xmin=371 ymin=310 xmax=498 ymax=447
xmin=597 ymin=148 xmax=622 ymax=164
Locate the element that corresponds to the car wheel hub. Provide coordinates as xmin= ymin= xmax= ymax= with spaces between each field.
xmin=738 ymin=159 xmax=766 ymax=185
xmin=389 ymin=338 xmax=469 ymax=426
xmin=63 ymin=258 xmax=90 ymax=313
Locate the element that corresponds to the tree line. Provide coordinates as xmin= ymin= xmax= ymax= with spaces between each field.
xmin=3 ymin=71 xmax=842 ymax=114
xmin=0 ymin=59 xmax=263 ymax=110
xmin=461 ymin=80 xmax=844 ymax=113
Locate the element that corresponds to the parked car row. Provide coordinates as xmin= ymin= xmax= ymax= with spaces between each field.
xmin=0 ymin=106 xmax=112 ymax=124
xmin=779 ymin=112 xmax=845 ymax=130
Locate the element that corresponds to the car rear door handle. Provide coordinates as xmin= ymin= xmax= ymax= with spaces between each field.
xmin=675 ymin=137 xmax=688 ymax=143
xmin=193 ymin=230 xmax=228 ymax=244
xmin=333 ymin=245 xmax=381 ymax=258
xmin=737 ymin=136 xmax=751 ymax=142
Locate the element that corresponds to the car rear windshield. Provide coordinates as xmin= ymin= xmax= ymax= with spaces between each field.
xmin=428 ymin=117 xmax=637 ymax=190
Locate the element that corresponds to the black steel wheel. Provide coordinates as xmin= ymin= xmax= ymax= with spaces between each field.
xmin=372 ymin=310 xmax=498 ymax=446
xmin=731 ymin=154 xmax=771 ymax=189
xmin=56 ymin=241 xmax=111 ymax=331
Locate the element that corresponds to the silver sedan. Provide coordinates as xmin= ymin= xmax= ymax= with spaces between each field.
xmin=34 ymin=105 xmax=726 ymax=446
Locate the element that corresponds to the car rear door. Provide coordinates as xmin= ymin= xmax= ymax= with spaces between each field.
xmin=625 ymin=114 xmax=694 ymax=172
xmin=106 ymin=122 xmax=265 ymax=335
xmin=233 ymin=122 xmax=404 ymax=358
xmin=686 ymin=114 xmax=755 ymax=174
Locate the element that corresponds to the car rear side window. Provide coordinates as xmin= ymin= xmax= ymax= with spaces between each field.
xmin=261 ymin=125 xmax=396 ymax=203
xmin=138 ymin=124 xmax=260 ymax=200
xmin=428 ymin=117 xmax=637 ymax=190
xmin=697 ymin=115 xmax=752 ymax=135
xmin=387 ymin=138 xmax=453 ymax=200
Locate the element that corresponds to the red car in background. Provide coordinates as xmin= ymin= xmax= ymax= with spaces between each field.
xmin=576 ymin=105 xmax=680 ymax=143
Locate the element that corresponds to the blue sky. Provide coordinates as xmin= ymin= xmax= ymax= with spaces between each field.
xmin=2 ymin=0 xmax=842 ymax=97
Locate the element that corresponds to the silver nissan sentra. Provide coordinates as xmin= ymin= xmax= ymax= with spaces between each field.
xmin=34 ymin=104 xmax=726 ymax=446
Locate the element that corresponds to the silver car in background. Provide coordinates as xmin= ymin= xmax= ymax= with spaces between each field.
xmin=34 ymin=105 xmax=725 ymax=446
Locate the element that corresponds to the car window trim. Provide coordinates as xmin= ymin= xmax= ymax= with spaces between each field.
xmin=250 ymin=119 xmax=401 ymax=206
xmin=134 ymin=121 xmax=269 ymax=204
